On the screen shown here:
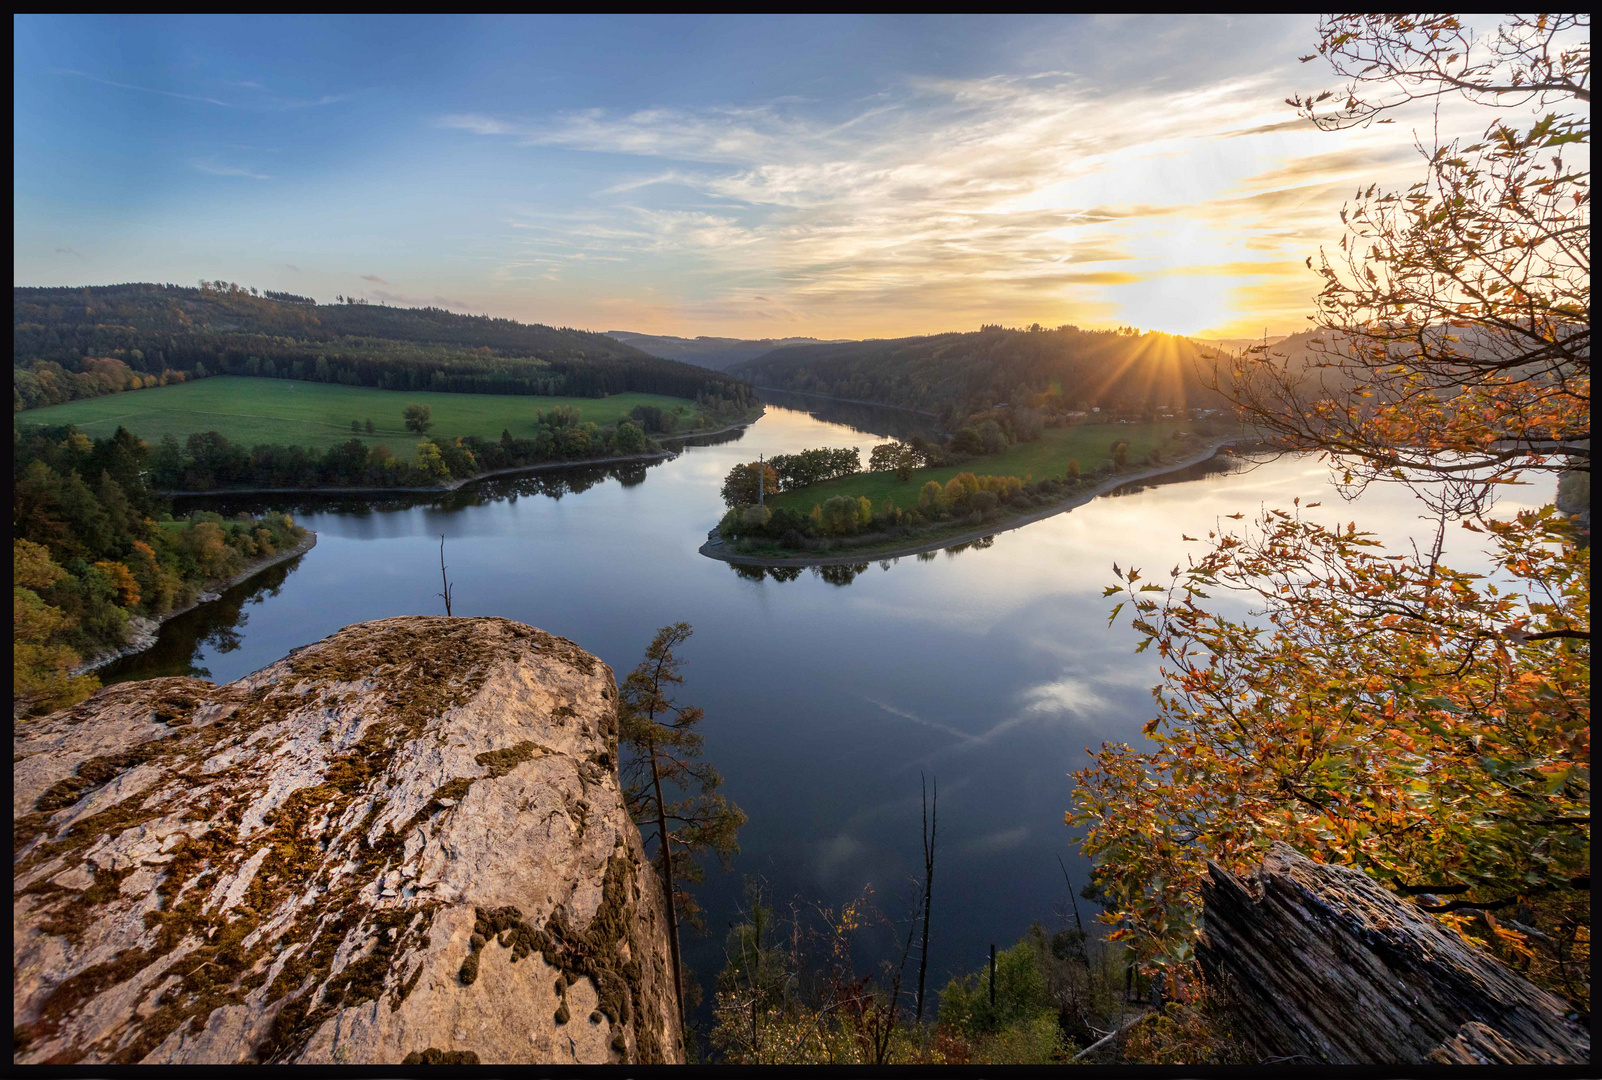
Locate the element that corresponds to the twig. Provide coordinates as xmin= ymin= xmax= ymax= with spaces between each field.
xmin=437 ymin=534 xmax=454 ymax=616
xmin=1070 ymin=1009 xmax=1148 ymax=1061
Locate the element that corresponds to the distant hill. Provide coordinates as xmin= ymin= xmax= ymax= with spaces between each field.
xmin=1187 ymin=334 xmax=1290 ymax=353
xmin=730 ymin=325 xmax=1234 ymax=421
xmin=15 ymin=283 xmax=755 ymax=411
xmin=605 ymin=331 xmax=855 ymax=371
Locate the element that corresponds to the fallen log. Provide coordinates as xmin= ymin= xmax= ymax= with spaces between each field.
xmin=1197 ymin=842 xmax=1589 ymax=1065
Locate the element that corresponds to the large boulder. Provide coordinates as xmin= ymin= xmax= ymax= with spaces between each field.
xmin=13 ymin=616 xmax=682 ymax=1065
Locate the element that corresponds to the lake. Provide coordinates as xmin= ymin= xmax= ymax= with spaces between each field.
xmin=105 ymin=392 xmax=1558 ymax=1020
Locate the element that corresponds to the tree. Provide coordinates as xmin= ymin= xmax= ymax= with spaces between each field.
xmin=614 ymin=419 xmax=647 ymax=455
xmin=364 ymin=419 xmax=375 ymax=434
xmin=1109 ymin=441 xmax=1128 ymax=468
xmin=619 ymin=623 xmax=745 ymax=1038
xmin=915 ymin=775 xmax=938 ymax=1022
xmin=402 ymin=403 xmax=433 ymax=433
xmin=869 ymin=442 xmax=919 ymax=480
xmin=721 ymin=461 xmax=779 ymax=508
xmin=1073 ymin=12 xmax=1590 ymax=1009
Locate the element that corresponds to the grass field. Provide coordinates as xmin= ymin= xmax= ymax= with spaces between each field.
xmin=17 ymin=377 xmax=704 ymax=454
xmin=767 ymin=422 xmax=1180 ymax=513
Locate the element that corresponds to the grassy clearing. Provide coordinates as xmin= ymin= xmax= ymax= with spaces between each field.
xmin=17 ymin=376 xmax=704 ymax=454
xmin=767 ymin=421 xmax=1179 ymax=513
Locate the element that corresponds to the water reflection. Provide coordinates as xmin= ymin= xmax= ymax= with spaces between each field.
xmin=101 ymin=552 xmax=308 ymax=682
xmin=756 ymin=388 xmax=943 ymax=442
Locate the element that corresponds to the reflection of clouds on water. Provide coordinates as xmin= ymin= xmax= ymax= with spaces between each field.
xmin=814 ymin=834 xmax=869 ymax=882
xmin=1018 ymin=677 xmax=1110 ymax=718
xmin=956 ymin=826 xmax=1030 ymax=857
xmin=864 ymin=696 xmax=981 ymax=746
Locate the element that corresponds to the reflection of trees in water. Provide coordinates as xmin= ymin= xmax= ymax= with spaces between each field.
xmin=724 ymin=562 xmax=859 ymax=585
xmin=758 ymin=390 xmax=942 ymax=442
xmin=1102 ymin=451 xmax=1245 ymax=498
xmin=176 ymin=457 xmax=672 ymax=518
xmin=101 ymin=555 xmax=305 ymax=684
xmin=943 ymin=536 xmax=995 ymax=556
xmin=815 ymin=563 xmax=869 ymax=586
xmin=664 ymin=425 xmax=748 ymax=450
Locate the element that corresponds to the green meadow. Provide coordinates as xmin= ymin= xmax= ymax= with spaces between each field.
xmin=767 ymin=421 xmax=1179 ymax=513
xmin=17 ymin=376 xmax=703 ymax=454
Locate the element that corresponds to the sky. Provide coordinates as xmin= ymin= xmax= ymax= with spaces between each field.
xmin=13 ymin=14 xmax=1487 ymax=339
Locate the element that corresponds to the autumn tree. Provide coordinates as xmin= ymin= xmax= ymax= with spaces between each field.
xmin=402 ymin=403 xmax=433 ymax=434
xmin=619 ymin=623 xmax=746 ymax=1036
xmin=720 ymin=460 xmax=779 ymax=508
xmin=1072 ymin=12 xmax=1590 ymax=1010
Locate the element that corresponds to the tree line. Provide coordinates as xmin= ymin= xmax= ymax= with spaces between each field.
xmin=137 ymin=405 xmax=668 ymax=491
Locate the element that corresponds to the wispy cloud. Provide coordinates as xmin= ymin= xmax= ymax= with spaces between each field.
xmin=191 ymin=160 xmax=272 ymax=180
xmin=366 ymin=288 xmax=472 ymax=311
xmin=439 ymin=70 xmax=1430 ymax=335
xmin=54 ymin=68 xmax=349 ymax=112
xmin=361 ymin=274 xmax=392 ymax=284
xmin=54 ymin=246 xmax=84 ymax=259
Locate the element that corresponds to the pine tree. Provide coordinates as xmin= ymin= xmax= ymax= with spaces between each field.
xmin=617 ymin=622 xmax=745 ymax=1039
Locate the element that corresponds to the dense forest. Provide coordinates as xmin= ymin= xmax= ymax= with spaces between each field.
xmin=606 ymin=330 xmax=856 ymax=371
xmin=731 ymin=324 xmax=1231 ymax=423
xmin=14 ymin=424 xmax=308 ymax=714
xmin=14 ymin=282 xmax=757 ymax=410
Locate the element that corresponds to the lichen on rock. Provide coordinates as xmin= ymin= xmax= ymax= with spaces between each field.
xmin=13 ymin=616 xmax=681 ymax=1065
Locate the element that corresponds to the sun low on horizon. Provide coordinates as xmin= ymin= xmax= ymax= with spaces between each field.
xmin=14 ymin=14 xmax=1481 ymax=341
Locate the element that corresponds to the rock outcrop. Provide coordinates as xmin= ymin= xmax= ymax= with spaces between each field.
xmin=14 ymin=616 xmax=682 ymax=1065
xmin=1198 ymin=843 xmax=1589 ymax=1065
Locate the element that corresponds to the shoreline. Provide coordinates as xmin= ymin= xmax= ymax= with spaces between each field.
xmin=156 ymin=408 xmax=764 ymax=498
xmin=73 ymin=531 xmax=319 ymax=674
xmin=699 ymin=439 xmax=1235 ymax=568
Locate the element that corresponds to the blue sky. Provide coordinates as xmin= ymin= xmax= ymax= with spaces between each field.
xmin=15 ymin=15 xmax=1472 ymax=338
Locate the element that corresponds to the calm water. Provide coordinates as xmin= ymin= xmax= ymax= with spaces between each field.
xmin=107 ymin=395 xmax=1557 ymax=1015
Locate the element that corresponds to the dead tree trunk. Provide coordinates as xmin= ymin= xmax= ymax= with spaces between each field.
xmin=1197 ymin=843 xmax=1589 ymax=1065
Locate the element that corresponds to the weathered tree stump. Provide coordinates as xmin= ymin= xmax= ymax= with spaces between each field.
xmin=1197 ymin=842 xmax=1589 ymax=1065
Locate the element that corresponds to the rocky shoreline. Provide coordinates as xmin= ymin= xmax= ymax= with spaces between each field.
xmin=700 ymin=438 xmax=1236 ymax=569
xmin=72 ymin=530 xmax=319 ymax=674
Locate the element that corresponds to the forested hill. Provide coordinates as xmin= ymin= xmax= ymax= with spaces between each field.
xmin=605 ymin=330 xmax=856 ymax=371
xmin=15 ymin=282 xmax=755 ymax=410
xmin=729 ymin=324 xmax=1231 ymax=421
